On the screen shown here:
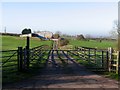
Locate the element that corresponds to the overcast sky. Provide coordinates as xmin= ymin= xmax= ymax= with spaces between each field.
xmin=1 ymin=1 xmax=118 ymax=37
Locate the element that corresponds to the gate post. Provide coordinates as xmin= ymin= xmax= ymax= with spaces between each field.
xmin=108 ymin=47 xmax=113 ymax=72
xmin=26 ymin=36 xmax=30 ymax=69
xmin=101 ymin=51 xmax=104 ymax=68
xmin=106 ymin=51 xmax=109 ymax=71
xmin=118 ymin=51 xmax=120 ymax=77
xmin=23 ymin=47 xmax=27 ymax=70
xmin=88 ymin=48 xmax=90 ymax=64
xmin=18 ymin=47 xmax=23 ymax=71
xmin=26 ymin=46 xmax=30 ymax=69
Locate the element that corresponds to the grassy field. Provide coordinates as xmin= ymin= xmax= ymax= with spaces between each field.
xmin=69 ymin=39 xmax=116 ymax=49
xmin=1 ymin=35 xmax=116 ymax=50
xmin=1 ymin=35 xmax=118 ymax=83
xmin=1 ymin=35 xmax=53 ymax=50
xmin=1 ymin=35 xmax=52 ymax=83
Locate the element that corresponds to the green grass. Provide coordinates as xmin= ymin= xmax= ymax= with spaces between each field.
xmin=93 ymin=71 xmax=119 ymax=80
xmin=2 ymin=45 xmax=51 ymax=84
xmin=1 ymin=35 xmax=53 ymax=50
xmin=69 ymin=39 xmax=116 ymax=49
xmin=68 ymin=51 xmax=119 ymax=80
xmin=68 ymin=51 xmax=96 ymax=67
xmin=1 ymin=35 xmax=53 ymax=83
xmin=1 ymin=35 xmax=118 ymax=83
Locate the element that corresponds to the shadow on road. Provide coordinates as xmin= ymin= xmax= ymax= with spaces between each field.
xmin=3 ymin=50 xmax=119 ymax=89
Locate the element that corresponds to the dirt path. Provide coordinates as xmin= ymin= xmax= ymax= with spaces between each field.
xmin=3 ymin=50 xmax=119 ymax=89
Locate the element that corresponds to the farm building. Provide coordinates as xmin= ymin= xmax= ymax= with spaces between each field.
xmin=35 ymin=31 xmax=53 ymax=39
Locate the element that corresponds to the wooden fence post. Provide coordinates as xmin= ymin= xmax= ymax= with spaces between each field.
xmin=117 ymin=51 xmax=120 ymax=76
xmin=23 ymin=48 xmax=27 ymax=70
xmin=101 ymin=51 xmax=104 ymax=68
xmin=94 ymin=49 xmax=96 ymax=65
xmin=108 ymin=47 xmax=113 ymax=72
xmin=26 ymin=46 xmax=30 ymax=69
xmin=88 ymin=48 xmax=90 ymax=64
xmin=119 ymin=51 xmax=120 ymax=81
xmin=106 ymin=51 xmax=109 ymax=71
xmin=18 ymin=47 xmax=23 ymax=71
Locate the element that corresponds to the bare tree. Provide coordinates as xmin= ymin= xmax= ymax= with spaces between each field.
xmin=109 ymin=20 xmax=118 ymax=39
xmin=52 ymin=34 xmax=60 ymax=39
xmin=55 ymin=31 xmax=62 ymax=35
xmin=118 ymin=20 xmax=120 ymax=35
xmin=85 ymin=34 xmax=93 ymax=40
xmin=110 ymin=20 xmax=120 ymax=50
xmin=109 ymin=29 xmax=117 ymax=39
xmin=117 ymin=20 xmax=120 ymax=50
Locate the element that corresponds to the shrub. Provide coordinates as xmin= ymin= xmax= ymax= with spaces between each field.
xmin=52 ymin=34 xmax=60 ymax=39
xmin=59 ymin=38 xmax=69 ymax=46
xmin=76 ymin=34 xmax=85 ymax=40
